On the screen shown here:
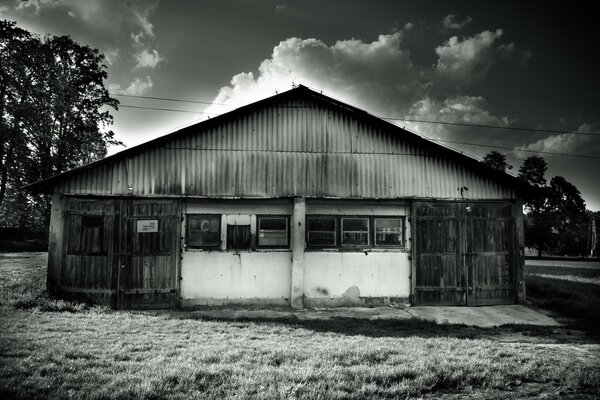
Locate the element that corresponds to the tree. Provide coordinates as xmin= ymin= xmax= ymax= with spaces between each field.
xmin=517 ymin=156 xmax=552 ymax=257
xmin=517 ymin=154 xmax=589 ymax=257
xmin=0 ymin=20 xmax=120 ymax=233
xmin=547 ymin=176 xmax=587 ymax=255
xmin=482 ymin=151 xmax=513 ymax=172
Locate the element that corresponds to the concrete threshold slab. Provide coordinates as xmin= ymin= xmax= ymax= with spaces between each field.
xmin=161 ymin=305 xmax=560 ymax=328
xmin=406 ymin=305 xmax=560 ymax=328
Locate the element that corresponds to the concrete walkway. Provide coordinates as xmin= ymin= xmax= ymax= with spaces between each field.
xmin=176 ymin=305 xmax=560 ymax=328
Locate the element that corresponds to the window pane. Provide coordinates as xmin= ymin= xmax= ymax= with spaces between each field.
xmin=375 ymin=218 xmax=403 ymax=246
xmin=80 ymin=215 xmax=104 ymax=253
xmin=260 ymin=218 xmax=286 ymax=231
xmin=187 ymin=215 xmax=220 ymax=248
xmin=308 ymin=218 xmax=336 ymax=232
xmin=227 ymin=224 xmax=251 ymax=250
xmin=307 ymin=217 xmax=336 ymax=246
xmin=258 ymin=217 xmax=288 ymax=247
xmin=342 ymin=218 xmax=369 ymax=246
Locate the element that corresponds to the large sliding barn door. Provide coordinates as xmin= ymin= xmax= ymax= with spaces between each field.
xmin=465 ymin=203 xmax=515 ymax=305
xmin=414 ymin=203 xmax=465 ymax=305
xmin=414 ymin=201 xmax=516 ymax=306
xmin=117 ymin=200 xmax=180 ymax=309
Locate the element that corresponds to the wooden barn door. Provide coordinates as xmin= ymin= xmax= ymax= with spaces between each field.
xmin=414 ymin=201 xmax=516 ymax=306
xmin=464 ymin=203 xmax=515 ymax=305
xmin=116 ymin=200 xmax=180 ymax=309
xmin=62 ymin=199 xmax=116 ymax=305
xmin=414 ymin=202 xmax=466 ymax=305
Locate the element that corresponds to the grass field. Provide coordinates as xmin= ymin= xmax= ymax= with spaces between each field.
xmin=525 ymin=262 xmax=600 ymax=335
xmin=1 ymin=253 xmax=599 ymax=400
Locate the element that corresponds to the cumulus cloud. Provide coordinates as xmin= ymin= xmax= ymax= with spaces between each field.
xmin=108 ymin=76 xmax=153 ymax=96
xmin=442 ymin=14 xmax=473 ymax=30
xmin=134 ymin=48 xmax=164 ymax=69
xmin=207 ymin=28 xmax=518 ymax=130
xmin=520 ymin=122 xmax=600 ymax=155
xmin=404 ymin=95 xmax=511 ymax=139
xmin=434 ymin=29 xmax=503 ymax=88
xmin=8 ymin=0 xmax=162 ymax=69
xmin=207 ymin=32 xmax=427 ymax=116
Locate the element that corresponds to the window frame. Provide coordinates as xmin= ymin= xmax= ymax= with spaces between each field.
xmin=306 ymin=215 xmax=338 ymax=248
xmin=68 ymin=214 xmax=106 ymax=256
xmin=340 ymin=216 xmax=371 ymax=248
xmin=256 ymin=215 xmax=290 ymax=249
xmin=373 ymin=217 xmax=405 ymax=248
xmin=186 ymin=214 xmax=222 ymax=250
xmin=305 ymin=215 xmax=407 ymax=250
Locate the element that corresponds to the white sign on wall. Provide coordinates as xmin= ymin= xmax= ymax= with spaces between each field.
xmin=136 ymin=219 xmax=158 ymax=233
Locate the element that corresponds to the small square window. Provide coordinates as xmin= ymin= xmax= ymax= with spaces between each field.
xmin=227 ymin=224 xmax=251 ymax=250
xmin=79 ymin=215 xmax=104 ymax=254
xmin=187 ymin=215 xmax=221 ymax=249
xmin=375 ymin=218 xmax=404 ymax=247
xmin=307 ymin=217 xmax=337 ymax=247
xmin=341 ymin=217 xmax=370 ymax=246
xmin=258 ymin=216 xmax=289 ymax=247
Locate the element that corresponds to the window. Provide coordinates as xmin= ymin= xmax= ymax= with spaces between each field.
xmin=375 ymin=218 xmax=404 ymax=247
xmin=79 ymin=215 xmax=104 ymax=254
xmin=307 ymin=217 xmax=337 ymax=247
xmin=227 ymin=224 xmax=251 ymax=250
xmin=257 ymin=216 xmax=289 ymax=247
xmin=306 ymin=215 xmax=406 ymax=250
xmin=341 ymin=217 xmax=370 ymax=246
xmin=187 ymin=215 xmax=221 ymax=249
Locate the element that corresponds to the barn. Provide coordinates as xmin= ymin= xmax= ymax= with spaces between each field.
xmin=25 ymin=85 xmax=526 ymax=309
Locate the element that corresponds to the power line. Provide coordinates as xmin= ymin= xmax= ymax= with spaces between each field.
xmin=383 ymin=117 xmax=600 ymax=137
xmin=112 ymin=93 xmax=233 ymax=107
xmin=118 ymin=104 xmax=220 ymax=115
xmin=429 ymin=138 xmax=600 ymax=160
xmin=114 ymin=93 xmax=600 ymax=137
xmin=114 ymin=102 xmax=600 ymax=160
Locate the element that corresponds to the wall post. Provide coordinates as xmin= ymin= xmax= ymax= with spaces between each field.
xmin=291 ymin=197 xmax=306 ymax=309
xmin=47 ymin=193 xmax=65 ymax=295
xmin=514 ymin=199 xmax=526 ymax=304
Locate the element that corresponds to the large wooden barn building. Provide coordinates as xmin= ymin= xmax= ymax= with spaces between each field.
xmin=26 ymin=85 xmax=526 ymax=309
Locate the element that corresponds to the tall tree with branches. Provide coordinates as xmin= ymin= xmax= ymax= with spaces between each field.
xmin=0 ymin=20 xmax=121 ymax=232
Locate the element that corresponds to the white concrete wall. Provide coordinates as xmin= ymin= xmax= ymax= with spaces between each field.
xmin=304 ymin=251 xmax=411 ymax=299
xmin=180 ymin=198 xmax=412 ymax=307
xmin=181 ymin=200 xmax=293 ymax=305
xmin=181 ymin=251 xmax=292 ymax=304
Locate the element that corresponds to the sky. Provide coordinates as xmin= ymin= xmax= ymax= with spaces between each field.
xmin=1 ymin=0 xmax=599 ymax=209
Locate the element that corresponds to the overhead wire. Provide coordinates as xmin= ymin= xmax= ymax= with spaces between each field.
xmin=112 ymin=94 xmax=600 ymax=160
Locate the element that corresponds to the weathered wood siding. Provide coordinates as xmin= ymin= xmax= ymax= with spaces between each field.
xmin=414 ymin=201 xmax=518 ymax=306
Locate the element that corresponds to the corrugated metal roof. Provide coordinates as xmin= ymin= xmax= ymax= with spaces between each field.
xmin=24 ymin=85 xmax=523 ymax=199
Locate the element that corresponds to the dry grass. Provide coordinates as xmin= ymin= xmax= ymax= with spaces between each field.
xmin=1 ymin=253 xmax=599 ymax=399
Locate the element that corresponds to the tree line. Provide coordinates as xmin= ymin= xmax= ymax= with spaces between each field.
xmin=1 ymin=20 xmax=598 ymax=256
xmin=0 ymin=20 xmax=120 ymax=235
xmin=483 ymin=151 xmax=599 ymax=258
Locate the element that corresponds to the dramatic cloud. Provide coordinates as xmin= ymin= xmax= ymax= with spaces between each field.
xmin=520 ymin=122 xmax=600 ymax=155
xmin=134 ymin=48 xmax=164 ymax=69
xmin=207 ymin=29 xmax=519 ymax=141
xmin=442 ymin=14 xmax=473 ymax=30
xmin=108 ymin=76 xmax=153 ymax=96
xmin=434 ymin=29 xmax=504 ymax=87
xmin=404 ymin=95 xmax=510 ymax=139
xmin=207 ymin=32 xmax=426 ymax=117
xmin=5 ymin=0 xmax=163 ymax=70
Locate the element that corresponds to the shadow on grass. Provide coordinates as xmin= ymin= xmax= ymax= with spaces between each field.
xmin=168 ymin=313 xmax=576 ymax=342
